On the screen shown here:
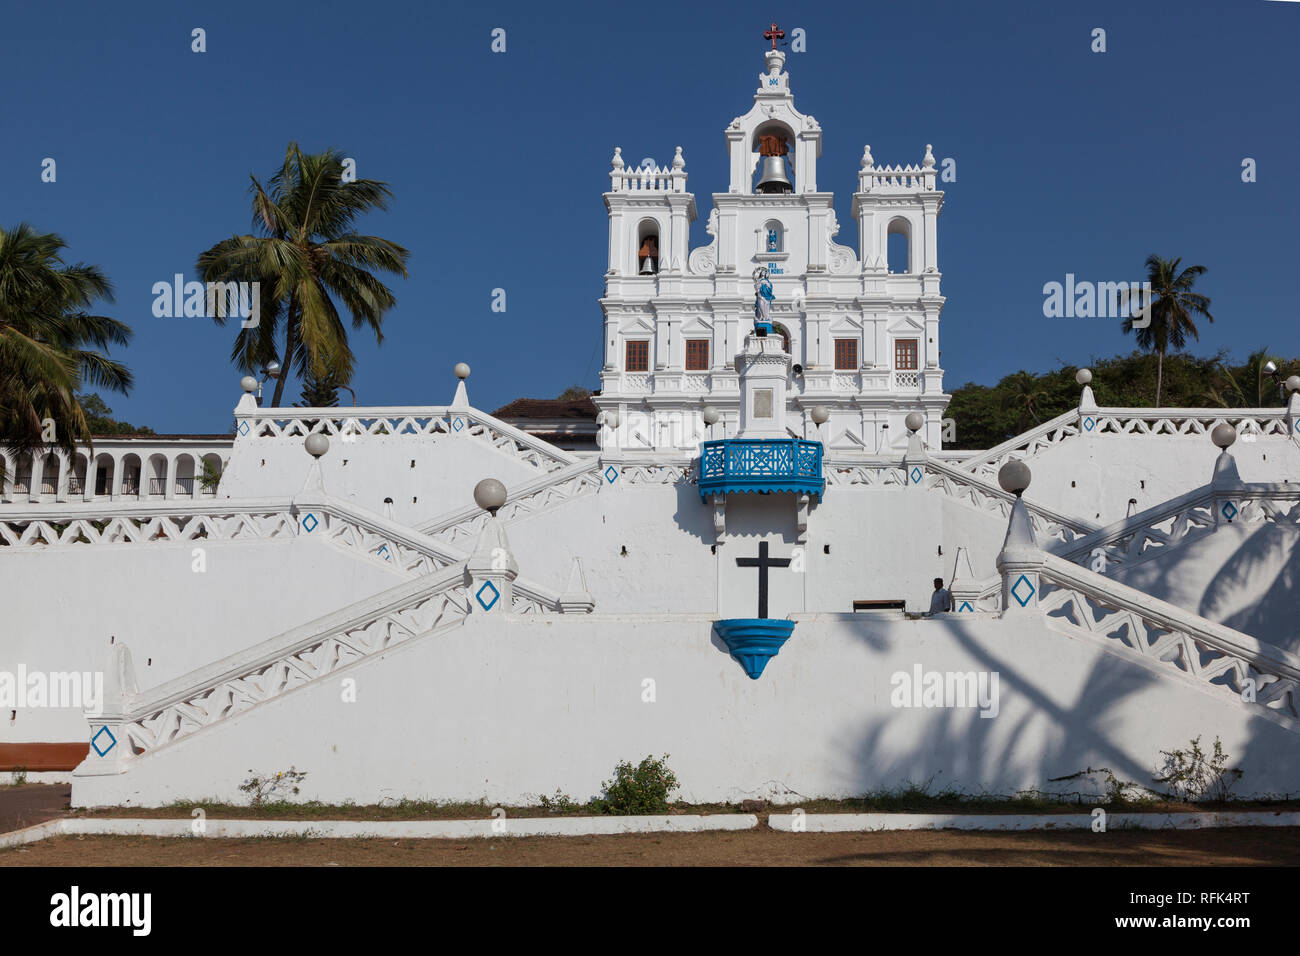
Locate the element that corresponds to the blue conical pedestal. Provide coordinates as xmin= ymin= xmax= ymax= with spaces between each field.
xmin=713 ymin=619 xmax=796 ymax=679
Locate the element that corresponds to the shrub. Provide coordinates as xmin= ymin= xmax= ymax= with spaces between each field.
xmin=592 ymin=754 xmax=679 ymax=815
xmin=239 ymin=767 xmax=308 ymax=807
xmin=1153 ymin=736 xmax=1242 ymax=802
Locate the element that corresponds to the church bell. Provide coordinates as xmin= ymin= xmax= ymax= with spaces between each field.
xmin=756 ymin=155 xmax=793 ymax=194
xmin=755 ymin=133 xmax=793 ymax=194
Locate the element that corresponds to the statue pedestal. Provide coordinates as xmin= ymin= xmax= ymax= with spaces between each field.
xmin=734 ymin=334 xmax=791 ymax=440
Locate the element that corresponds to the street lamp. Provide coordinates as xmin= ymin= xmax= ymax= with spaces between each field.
xmin=257 ymin=360 xmax=281 ymax=401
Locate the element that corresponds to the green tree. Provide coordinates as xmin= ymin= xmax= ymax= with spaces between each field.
xmin=1206 ymin=347 xmax=1285 ymax=408
xmin=75 ymin=392 xmax=155 ymax=435
xmin=295 ymin=367 xmax=342 ymax=408
xmin=1122 ymin=255 xmax=1214 ymax=407
xmin=556 ymin=385 xmax=591 ymax=401
xmin=0 ymin=223 xmax=132 ymax=457
xmin=197 ymin=143 xmax=410 ymax=407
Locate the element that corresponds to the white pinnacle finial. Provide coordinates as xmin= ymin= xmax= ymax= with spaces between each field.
xmin=923 ymin=144 xmax=935 ymax=168
xmin=672 ymin=146 xmax=685 ymax=169
xmin=861 ymin=145 xmax=874 ymax=169
xmin=610 ymin=147 xmax=624 ymax=169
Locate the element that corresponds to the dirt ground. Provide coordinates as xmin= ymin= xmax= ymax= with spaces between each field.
xmin=0 ymin=784 xmax=70 ymax=833
xmin=4 ymin=827 xmax=1299 ymax=866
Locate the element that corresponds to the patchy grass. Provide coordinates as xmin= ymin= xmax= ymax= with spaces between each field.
xmin=65 ymin=785 xmax=1300 ymax=821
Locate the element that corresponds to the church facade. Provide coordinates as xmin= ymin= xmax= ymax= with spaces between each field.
xmin=3 ymin=34 xmax=1300 ymax=812
xmin=597 ymin=46 xmax=948 ymax=454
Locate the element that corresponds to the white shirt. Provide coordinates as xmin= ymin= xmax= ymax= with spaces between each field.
xmin=929 ymin=588 xmax=953 ymax=614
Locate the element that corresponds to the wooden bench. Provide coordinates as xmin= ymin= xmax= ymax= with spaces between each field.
xmin=853 ymin=599 xmax=906 ymax=612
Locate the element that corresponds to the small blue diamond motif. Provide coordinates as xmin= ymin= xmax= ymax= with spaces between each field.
xmin=769 ymin=77 xmax=778 ymax=85
xmin=1011 ymin=573 xmax=1036 ymax=607
xmin=377 ymin=544 xmax=391 ymax=561
xmin=91 ymin=725 xmax=117 ymax=757
xmin=910 ymin=467 xmax=922 ymax=485
xmin=476 ymin=580 xmax=501 ymax=611
xmin=1083 ymin=416 xmax=1095 ymax=432
xmin=605 ymin=466 xmax=619 ymax=483
xmin=959 ymin=601 xmax=973 ymax=613
xmin=1222 ymin=501 xmax=1238 ymax=521
xmin=238 ymin=420 xmax=250 ymax=436
xmin=301 ymin=513 xmax=318 ymax=533
xmin=452 ymin=418 xmax=464 ymax=432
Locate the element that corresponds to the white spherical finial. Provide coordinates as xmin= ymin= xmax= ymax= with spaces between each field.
xmin=701 ymin=406 xmax=720 ymax=426
xmin=1211 ymin=423 xmax=1237 ymax=449
xmin=473 ymin=478 xmax=507 ymax=515
xmin=611 ymin=147 xmax=624 ymax=169
xmin=905 ymin=412 xmax=924 ymax=433
xmin=454 ymin=362 xmax=470 ymax=380
xmin=240 ymin=375 xmax=258 ymax=393
xmin=860 ymin=145 xmax=874 ymax=169
xmin=304 ymin=434 xmax=329 ymax=459
xmin=1287 ymin=375 xmax=1300 ymax=394
xmin=998 ymin=460 xmax=1031 ymax=497
xmin=922 ymin=144 xmax=935 ymax=168
xmin=672 ymin=146 xmax=685 ymax=170
xmin=1076 ymin=368 xmax=1092 ymax=386
xmin=810 ymin=406 xmax=830 ymax=425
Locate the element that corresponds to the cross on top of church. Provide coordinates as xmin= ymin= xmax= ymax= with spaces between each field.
xmin=763 ymin=22 xmax=785 ymax=50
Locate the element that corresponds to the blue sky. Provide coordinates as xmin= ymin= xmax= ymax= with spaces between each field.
xmin=3 ymin=0 xmax=1297 ymax=433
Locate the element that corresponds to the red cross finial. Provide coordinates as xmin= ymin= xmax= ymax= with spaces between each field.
xmin=763 ymin=22 xmax=785 ymax=50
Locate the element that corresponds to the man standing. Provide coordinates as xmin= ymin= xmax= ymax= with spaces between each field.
xmin=928 ymin=577 xmax=953 ymax=615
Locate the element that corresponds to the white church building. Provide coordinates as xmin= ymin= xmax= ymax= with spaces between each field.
xmin=3 ymin=41 xmax=1300 ymax=809
xmin=598 ymin=44 xmax=947 ymax=453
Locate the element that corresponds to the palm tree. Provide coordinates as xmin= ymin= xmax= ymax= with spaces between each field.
xmin=1207 ymin=348 xmax=1283 ymax=408
xmin=1122 ymin=255 xmax=1213 ymax=407
xmin=0 ymin=223 xmax=132 ymax=461
xmin=197 ymin=143 xmax=409 ymax=406
xmin=1003 ymin=370 xmax=1048 ymax=431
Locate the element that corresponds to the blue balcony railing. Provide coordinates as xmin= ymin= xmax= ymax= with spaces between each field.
xmin=698 ymin=438 xmax=825 ymax=500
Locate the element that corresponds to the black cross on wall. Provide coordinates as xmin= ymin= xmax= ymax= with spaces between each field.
xmin=735 ymin=541 xmax=791 ymax=619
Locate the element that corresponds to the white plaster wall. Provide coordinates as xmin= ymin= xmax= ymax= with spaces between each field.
xmin=1112 ymin=521 xmax=1300 ymax=651
xmin=74 ymin=611 xmax=1300 ymax=807
xmin=0 ymin=537 xmax=397 ymax=743
xmin=497 ymin=483 xmax=1009 ymax=617
xmin=1023 ymin=436 xmax=1300 ymax=525
xmin=218 ymin=435 xmax=542 ymax=526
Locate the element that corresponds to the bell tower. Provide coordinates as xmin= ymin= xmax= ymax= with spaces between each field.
xmin=595 ymin=25 xmax=949 ymax=454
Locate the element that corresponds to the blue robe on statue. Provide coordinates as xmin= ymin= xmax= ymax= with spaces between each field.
xmin=754 ymin=277 xmax=775 ymax=335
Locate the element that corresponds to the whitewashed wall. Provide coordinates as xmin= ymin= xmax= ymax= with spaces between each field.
xmin=219 ymin=434 xmax=542 ymax=526
xmin=1 ymin=536 xmax=396 ymax=743
xmin=1024 ymin=435 xmax=1300 ymax=525
xmin=73 ymin=611 xmax=1300 ymax=807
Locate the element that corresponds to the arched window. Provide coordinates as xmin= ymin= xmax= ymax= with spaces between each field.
xmin=121 ymin=454 xmax=142 ymax=496
xmin=772 ymin=321 xmax=793 ymax=355
xmin=94 ymin=454 xmax=114 ymax=496
xmin=887 ymin=218 xmax=911 ymax=274
xmin=70 ymin=454 xmax=88 ymax=496
xmin=763 ymin=220 xmax=784 ymax=253
xmin=636 ymin=219 xmax=660 ymax=275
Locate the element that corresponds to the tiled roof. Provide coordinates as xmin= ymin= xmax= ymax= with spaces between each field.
xmin=491 ymin=397 xmax=598 ymax=420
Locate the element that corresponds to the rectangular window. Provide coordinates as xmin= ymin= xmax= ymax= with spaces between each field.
xmin=685 ymin=339 xmax=709 ymax=371
xmin=895 ymin=339 xmax=918 ymax=370
xmin=625 ymin=340 xmax=649 ymax=372
xmin=834 ymin=339 xmax=858 ymax=371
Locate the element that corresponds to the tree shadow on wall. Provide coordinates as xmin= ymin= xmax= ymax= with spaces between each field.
xmin=836 ymin=617 xmax=1199 ymax=800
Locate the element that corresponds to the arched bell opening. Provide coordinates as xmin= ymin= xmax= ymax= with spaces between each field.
xmin=635 ymin=219 xmax=660 ymax=275
xmin=752 ymin=122 xmax=795 ymax=194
